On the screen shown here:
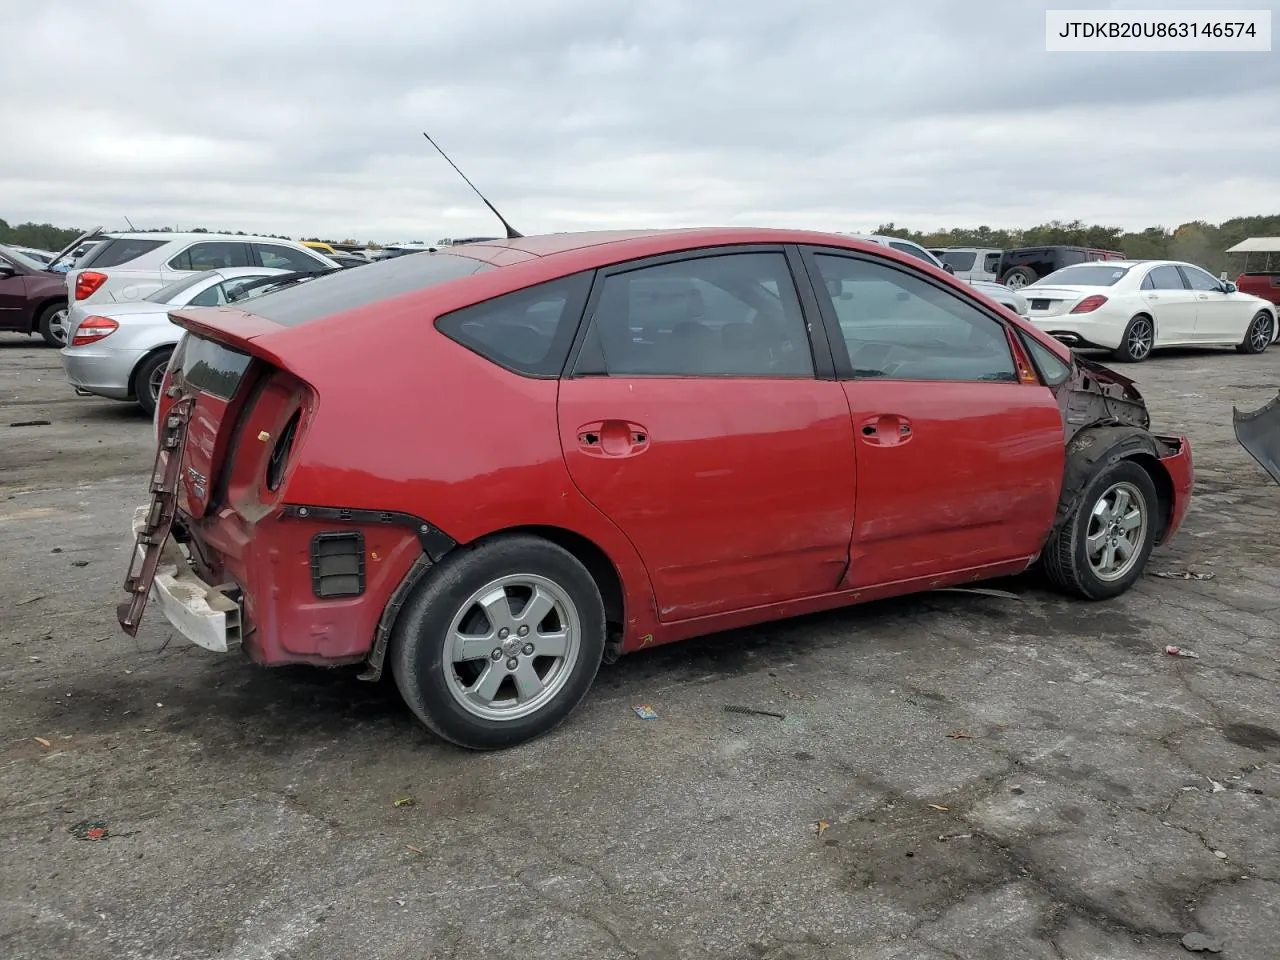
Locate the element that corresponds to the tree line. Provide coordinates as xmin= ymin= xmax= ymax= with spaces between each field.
xmin=4 ymin=214 xmax=1279 ymax=275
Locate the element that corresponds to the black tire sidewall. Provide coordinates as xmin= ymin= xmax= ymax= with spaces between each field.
xmin=37 ymin=302 xmax=67 ymax=347
xmin=132 ymin=351 xmax=172 ymax=416
xmin=1243 ymin=311 xmax=1273 ymax=354
xmin=391 ymin=536 xmax=606 ymax=750
xmin=1066 ymin=459 xmax=1159 ymax=599
xmin=1004 ymin=267 xmax=1035 ymax=287
xmin=1115 ymin=315 xmax=1153 ymax=362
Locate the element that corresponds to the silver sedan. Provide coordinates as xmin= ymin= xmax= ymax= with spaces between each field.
xmin=60 ymin=266 xmax=288 ymax=414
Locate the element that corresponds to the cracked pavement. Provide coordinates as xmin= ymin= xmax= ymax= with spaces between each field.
xmin=1 ymin=334 xmax=1278 ymax=959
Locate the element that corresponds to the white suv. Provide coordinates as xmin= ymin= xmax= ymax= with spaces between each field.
xmin=66 ymin=232 xmax=338 ymax=305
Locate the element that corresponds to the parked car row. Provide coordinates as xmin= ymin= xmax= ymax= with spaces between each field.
xmin=927 ymin=243 xmax=1127 ymax=288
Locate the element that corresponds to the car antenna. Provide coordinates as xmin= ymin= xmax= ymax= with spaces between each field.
xmin=124 ymin=215 xmax=137 ymax=230
xmin=421 ymin=131 xmax=522 ymax=239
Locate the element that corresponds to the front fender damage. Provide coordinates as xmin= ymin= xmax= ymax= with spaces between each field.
xmin=1234 ymin=390 xmax=1280 ymax=486
xmin=1058 ymin=356 xmax=1150 ymax=440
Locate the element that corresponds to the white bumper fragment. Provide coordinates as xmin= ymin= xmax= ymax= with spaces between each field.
xmin=131 ymin=505 xmax=242 ymax=653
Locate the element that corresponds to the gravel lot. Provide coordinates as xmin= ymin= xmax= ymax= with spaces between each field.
xmin=2 ymin=331 xmax=1278 ymax=960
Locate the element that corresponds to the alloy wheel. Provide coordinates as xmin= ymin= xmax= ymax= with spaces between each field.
xmin=1126 ymin=318 xmax=1153 ymax=360
xmin=47 ymin=308 xmax=69 ymax=346
xmin=442 ymin=574 xmax=581 ymax=721
xmin=1086 ymin=481 xmax=1148 ymax=582
xmin=1249 ymin=313 xmax=1273 ymax=352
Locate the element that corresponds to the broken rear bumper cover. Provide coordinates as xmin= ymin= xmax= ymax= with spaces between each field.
xmin=130 ymin=505 xmax=243 ymax=653
xmin=1234 ymin=391 xmax=1280 ymax=486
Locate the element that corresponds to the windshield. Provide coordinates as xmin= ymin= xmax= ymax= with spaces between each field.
xmin=145 ymin=270 xmax=222 ymax=303
xmin=937 ymin=251 xmax=977 ymax=271
xmin=1037 ymin=264 xmax=1132 ymax=287
xmin=0 ymin=245 xmax=50 ymax=272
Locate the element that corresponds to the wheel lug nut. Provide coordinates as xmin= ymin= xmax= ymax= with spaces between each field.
xmin=506 ymin=658 xmax=519 ymax=671
xmin=491 ymin=649 xmax=502 ymax=661
xmin=498 ymin=628 xmax=509 ymax=639
xmin=522 ymin=643 xmax=534 ymax=655
xmin=517 ymin=625 xmax=529 ymax=637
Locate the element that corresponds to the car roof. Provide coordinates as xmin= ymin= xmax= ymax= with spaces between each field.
xmin=102 ymin=231 xmax=310 ymax=244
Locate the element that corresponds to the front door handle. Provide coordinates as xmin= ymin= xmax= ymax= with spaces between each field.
xmin=576 ymin=420 xmax=649 ymax=458
xmin=1197 ymin=294 xmax=1210 ymax=300
xmin=859 ymin=414 xmax=913 ymax=446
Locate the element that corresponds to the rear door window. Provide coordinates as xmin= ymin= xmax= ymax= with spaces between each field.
xmin=983 ymin=252 xmax=1001 ymax=274
xmin=79 ymin=237 xmax=166 ymax=269
xmin=168 ymin=242 xmax=249 ymax=272
xmin=251 ymin=243 xmax=329 ymax=272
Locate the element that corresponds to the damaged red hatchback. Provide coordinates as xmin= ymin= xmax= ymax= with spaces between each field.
xmin=119 ymin=228 xmax=1194 ymax=749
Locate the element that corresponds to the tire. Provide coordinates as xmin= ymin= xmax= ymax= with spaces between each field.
xmin=131 ymin=350 xmax=173 ymax=417
xmin=1236 ymin=310 xmax=1275 ymax=355
xmin=1001 ymin=266 xmax=1037 ymax=289
xmin=1112 ymin=314 xmax=1155 ymax=363
xmin=1042 ymin=459 xmax=1160 ymax=601
xmin=37 ymin=302 xmax=69 ymax=347
xmin=390 ymin=535 xmax=606 ymax=750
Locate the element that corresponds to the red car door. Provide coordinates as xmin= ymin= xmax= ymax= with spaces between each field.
xmin=802 ymin=247 xmax=1065 ymax=588
xmin=557 ymin=248 xmax=856 ymax=622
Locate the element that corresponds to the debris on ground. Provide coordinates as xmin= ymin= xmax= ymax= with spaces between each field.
xmin=938 ymin=833 xmax=972 ymax=842
xmin=1154 ymin=570 xmax=1216 ymax=581
xmin=932 ymin=586 xmax=1025 ymax=601
xmin=1213 ymin=849 xmax=1228 ymax=859
xmin=1166 ymin=645 xmax=1201 ymax=659
xmin=723 ymin=705 xmax=785 ymax=719
xmin=70 ymin=819 xmax=110 ymax=841
xmin=393 ymin=797 xmax=416 ymax=808
xmin=814 ymin=820 xmax=829 ymax=838
xmin=1209 ymin=778 xmax=1227 ymax=793
xmin=1180 ymin=931 xmax=1225 ymax=953
xmin=34 ymin=737 xmax=52 ymax=748
xmin=71 ymin=560 xmax=90 ymax=567
xmin=406 ymin=844 xmax=425 ymax=854
xmin=9 ymin=419 xmax=52 ymax=428
xmin=632 ymin=704 xmax=658 ymax=720
xmin=927 ymin=803 xmax=949 ymax=811
xmin=945 ymin=730 xmax=976 ymax=739
xmin=15 ymin=595 xmax=44 ymax=606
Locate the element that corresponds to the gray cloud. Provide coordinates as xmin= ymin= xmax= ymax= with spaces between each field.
xmin=2 ymin=0 xmax=1277 ymax=242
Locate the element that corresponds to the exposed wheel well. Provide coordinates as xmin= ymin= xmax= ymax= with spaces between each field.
xmin=1127 ymin=452 xmax=1175 ymax=543
xmin=487 ymin=525 xmax=626 ymax=655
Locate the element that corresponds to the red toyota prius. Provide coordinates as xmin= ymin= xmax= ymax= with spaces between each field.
xmin=119 ymin=228 xmax=1193 ymax=749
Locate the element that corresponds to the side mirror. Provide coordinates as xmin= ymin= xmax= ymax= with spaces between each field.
xmin=943 ymin=263 xmax=955 ymax=274
xmin=0 ymin=263 xmax=17 ymax=278
xmin=1223 ymin=281 xmax=1238 ymax=294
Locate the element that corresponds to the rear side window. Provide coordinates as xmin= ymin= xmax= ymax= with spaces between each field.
xmin=252 ymin=243 xmax=328 ymax=272
xmin=79 ymin=237 xmax=166 ymax=269
xmin=938 ymin=250 xmax=976 ymax=271
xmin=172 ymin=334 xmax=253 ymax=400
xmin=243 ymin=251 xmax=492 ymax=327
xmin=436 ymin=272 xmax=593 ymax=377
xmin=169 ymin=242 xmax=249 ymax=272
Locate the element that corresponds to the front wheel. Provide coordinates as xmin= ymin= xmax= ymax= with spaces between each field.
xmin=391 ymin=535 xmax=606 ymax=750
xmin=1042 ymin=459 xmax=1160 ymax=600
xmin=1112 ymin=314 xmax=1154 ymax=363
xmin=37 ymin=302 xmax=69 ymax=347
xmin=1236 ymin=310 xmax=1275 ymax=355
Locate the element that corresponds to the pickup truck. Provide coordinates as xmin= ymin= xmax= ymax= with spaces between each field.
xmin=1225 ymin=237 xmax=1280 ymax=307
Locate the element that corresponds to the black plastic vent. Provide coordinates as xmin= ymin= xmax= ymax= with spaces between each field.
xmin=309 ymin=532 xmax=365 ymax=598
xmin=266 ymin=410 xmax=301 ymax=492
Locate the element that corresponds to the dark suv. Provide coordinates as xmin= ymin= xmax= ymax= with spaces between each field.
xmin=998 ymin=245 xmax=1125 ymax=289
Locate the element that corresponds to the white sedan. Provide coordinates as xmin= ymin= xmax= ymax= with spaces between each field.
xmin=1023 ymin=260 xmax=1278 ymax=362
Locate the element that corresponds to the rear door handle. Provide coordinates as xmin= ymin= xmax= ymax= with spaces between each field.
xmin=859 ymin=414 xmax=913 ymax=446
xmin=576 ymin=420 xmax=649 ymax=458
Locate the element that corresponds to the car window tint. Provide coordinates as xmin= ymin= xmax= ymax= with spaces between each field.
xmin=1143 ymin=265 xmax=1187 ymax=290
xmin=983 ymin=252 xmax=1001 ymax=274
xmin=435 ymin=272 xmax=593 ymax=377
xmin=938 ymin=250 xmax=976 ymax=272
xmin=888 ymin=241 xmax=936 ymax=265
xmin=169 ymin=242 xmax=248 ymax=272
xmin=80 ymin=237 xmax=166 ymax=269
xmin=588 ymin=252 xmax=813 ymax=378
xmin=254 ymin=244 xmax=327 ymax=272
xmin=813 ymin=254 xmax=1017 ymax=382
xmin=1180 ymin=265 xmax=1221 ymax=291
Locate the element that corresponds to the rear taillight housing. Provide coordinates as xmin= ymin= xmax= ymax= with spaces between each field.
xmin=266 ymin=409 xmax=301 ymax=492
xmin=70 ymin=315 xmax=119 ymax=346
xmin=1070 ymin=295 xmax=1108 ymax=314
xmin=74 ymin=271 xmax=108 ymax=301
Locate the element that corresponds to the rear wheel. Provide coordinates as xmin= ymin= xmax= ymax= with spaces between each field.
xmin=131 ymin=350 xmax=173 ymax=417
xmin=391 ymin=535 xmax=606 ymax=750
xmin=37 ymin=302 xmax=69 ymax=347
xmin=1042 ymin=459 xmax=1159 ymax=600
xmin=1236 ymin=310 xmax=1274 ymax=355
xmin=1112 ymin=314 xmax=1154 ymax=363
xmin=1002 ymin=266 xmax=1036 ymax=289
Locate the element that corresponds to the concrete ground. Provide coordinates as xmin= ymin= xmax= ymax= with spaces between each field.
xmin=1 ymin=331 xmax=1278 ymax=960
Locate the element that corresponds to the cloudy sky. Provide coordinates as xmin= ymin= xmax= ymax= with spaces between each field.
xmin=3 ymin=0 xmax=1278 ymax=243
